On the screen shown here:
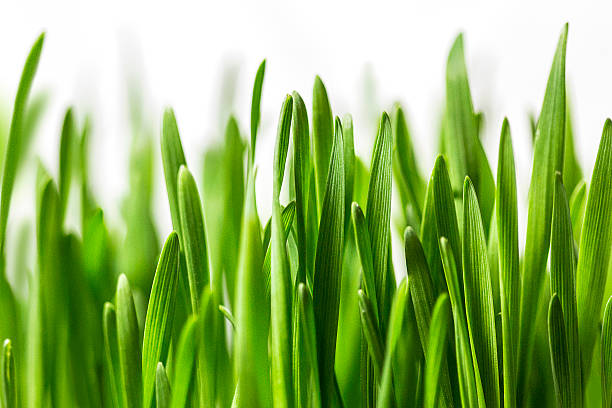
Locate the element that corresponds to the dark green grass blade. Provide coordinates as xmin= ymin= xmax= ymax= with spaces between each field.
xmin=576 ymin=119 xmax=612 ymax=374
xmin=155 ymin=363 xmax=171 ymax=408
xmin=519 ymin=24 xmax=568 ymax=388
xmin=313 ymin=117 xmax=344 ymax=408
xmin=444 ymin=34 xmax=495 ymax=235
xmin=58 ymin=107 xmax=76 ymax=220
xmin=550 ymin=173 xmax=582 ymax=407
xmin=161 ymin=108 xmax=187 ymax=234
xmin=0 ymin=32 xmax=44 ymax=255
xmin=170 ymin=316 xmax=199 ymax=408
xmin=463 ymin=177 xmax=500 ymax=408
xmin=116 ymin=275 xmax=142 ymax=408
xmin=142 ymin=233 xmax=180 ymax=408
xmin=496 ymin=118 xmax=520 ymax=407
xmin=178 ymin=166 xmax=209 ymax=312
xmin=235 ymin=170 xmax=269 ymax=407
xmin=548 ymin=294 xmax=571 ymax=407
xmin=424 ymin=294 xmax=451 ymax=408
xmin=270 ymin=95 xmax=294 ymax=408
xmin=2 ymin=339 xmax=15 ymax=408
xmin=312 ymin=76 xmax=333 ymax=215
xmin=602 ymin=297 xmax=612 ymax=407
xmin=103 ymin=302 xmax=123 ymax=408
xmin=250 ymin=60 xmax=266 ymax=164
xmin=366 ymin=112 xmax=393 ymax=331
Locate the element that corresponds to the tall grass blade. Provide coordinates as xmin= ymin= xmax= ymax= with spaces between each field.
xmin=103 ymin=302 xmax=123 ymax=408
xmin=312 ymin=76 xmax=333 ymax=214
xmin=424 ymin=294 xmax=451 ymax=408
xmin=58 ymin=107 xmax=76 ymax=220
xmin=548 ymin=294 xmax=571 ymax=407
xmin=358 ymin=290 xmax=384 ymax=375
xmin=161 ymin=108 xmax=187 ymax=234
xmin=568 ymin=180 xmax=586 ymax=248
xmin=297 ymin=283 xmax=321 ymax=408
xmin=352 ymin=202 xmax=378 ymax=320
xmin=170 ymin=316 xmax=199 ymax=408
xmin=250 ymin=60 xmax=266 ymax=165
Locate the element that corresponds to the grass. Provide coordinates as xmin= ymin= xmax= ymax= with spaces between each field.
xmin=0 ymin=22 xmax=611 ymax=408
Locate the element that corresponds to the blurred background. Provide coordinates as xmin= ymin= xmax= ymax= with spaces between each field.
xmin=0 ymin=0 xmax=611 ymax=255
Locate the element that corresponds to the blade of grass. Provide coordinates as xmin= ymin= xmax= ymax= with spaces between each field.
xmin=58 ymin=107 xmax=76 ymax=220
xmin=313 ymin=117 xmax=344 ymax=408
xmin=343 ymin=114 xmax=355 ymax=237
xmin=155 ymin=363 xmax=171 ymax=408
xmin=312 ymin=76 xmax=333 ymax=215
xmin=463 ymin=177 xmax=500 ymax=408
xmin=170 ymin=316 xmax=199 ymax=408
xmin=161 ymin=108 xmax=187 ymax=234
xmin=568 ymin=180 xmax=586 ymax=248
xmin=548 ymin=294 xmax=571 ymax=407
xmin=424 ymin=294 xmax=451 ymax=408
xmin=519 ymin=24 xmax=568 ymax=390
xmin=116 ymin=274 xmax=142 ymax=408
xmin=563 ymin=100 xmax=583 ymax=194
xmin=576 ymin=119 xmax=612 ymax=374
xmin=250 ymin=60 xmax=266 ymax=165
xmin=297 ymin=283 xmax=321 ymax=408
xmin=550 ymin=172 xmax=582 ymax=407
xmin=2 ymin=339 xmax=15 ymax=408
xmin=103 ymin=302 xmax=123 ymax=408
xmin=263 ymin=202 xmax=296 ymax=300
xmin=601 ymin=296 xmax=612 ymax=407
xmin=142 ymin=233 xmax=180 ymax=408
xmin=358 ymin=290 xmax=384 ymax=375
xmin=352 ymin=203 xmax=378 ymax=321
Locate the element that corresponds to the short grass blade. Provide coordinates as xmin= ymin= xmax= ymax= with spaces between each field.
xmin=155 ymin=363 xmax=171 ymax=408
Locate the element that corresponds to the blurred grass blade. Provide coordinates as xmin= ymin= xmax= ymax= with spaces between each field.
xmin=563 ymin=100 xmax=583 ymax=194
xmin=270 ymin=95 xmax=294 ymax=408
xmin=463 ymin=177 xmax=500 ymax=408
xmin=444 ymin=34 xmax=495 ymax=234
xmin=576 ymin=119 xmax=612 ymax=374
xmin=358 ymin=290 xmax=384 ymax=375
xmin=568 ymin=180 xmax=586 ymax=248
xmin=250 ymin=60 xmax=266 ymax=164
xmin=601 ymin=297 xmax=612 ymax=407
xmin=235 ymin=170 xmax=269 ymax=407
xmin=519 ymin=24 xmax=568 ymax=387
xmin=313 ymin=117 xmax=344 ymax=407
xmin=550 ymin=173 xmax=582 ymax=407
xmin=548 ymin=294 xmax=570 ymax=407
xmin=496 ymin=118 xmax=520 ymax=407
xmin=142 ymin=233 xmax=180 ymax=408
xmin=424 ymin=294 xmax=451 ymax=408
xmin=178 ymin=165 xmax=209 ymax=311
xmin=2 ymin=339 xmax=15 ymax=408
xmin=103 ymin=302 xmax=123 ymax=408
xmin=312 ymin=76 xmax=333 ymax=214
xmin=170 ymin=316 xmax=199 ymax=408
xmin=155 ymin=363 xmax=171 ymax=408
xmin=161 ymin=108 xmax=187 ymax=234
xmin=58 ymin=107 xmax=76 ymax=220
xmin=404 ymin=226 xmax=454 ymax=407
xmin=116 ymin=274 xmax=142 ymax=408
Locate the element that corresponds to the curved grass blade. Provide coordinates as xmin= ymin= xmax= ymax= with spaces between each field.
xmin=263 ymin=201 xmax=296 ymax=300
xmin=235 ymin=169 xmax=269 ymax=407
xmin=250 ymin=60 xmax=266 ymax=165
xmin=519 ymin=24 xmax=568 ymax=387
xmin=404 ymin=226 xmax=454 ymax=407
xmin=178 ymin=165 xmax=209 ymax=312
xmin=463 ymin=177 xmax=500 ymax=408
xmin=440 ymin=237 xmax=483 ymax=407
xmin=161 ymin=108 xmax=187 ymax=234
xmin=550 ymin=173 xmax=581 ymax=407
xmin=444 ymin=34 xmax=495 ymax=234
xmin=270 ymin=95 xmax=294 ymax=408
xmin=496 ymin=118 xmax=520 ymax=407
xmin=548 ymin=294 xmax=570 ymax=407
xmin=103 ymin=302 xmax=123 ymax=408
xmin=170 ymin=316 xmax=199 ymax=408
xmin=155 ymin=363 xmax=171 ymax=408
xmin=358 ymin=290 xmax=384 ymax=375
xmin=0 ymin=32 xmax=45 ymax=255
xmin=602 ymin=297 xmax=612 ymax=407
xmin=116 ymin=274 xmax=142 ymax=408
xmin=2 ymin=339 xmax=15 ymax=408
xmin=313 ymin=117 xmax=344 ymax=407
xmin=58 ymin=107 xmax=76 ymax=220
xmin=312 ymin=76 xmax=333 ymax=214
xmin=142 ymin=233 xmax=180 ymax=408
xmin=576 ymin=119 xmax=612 ymax=373
xmin=424 ymin=294 xmax=451 ymax=408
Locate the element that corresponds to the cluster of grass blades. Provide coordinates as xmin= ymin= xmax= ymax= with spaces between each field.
xmin=0 ymin=22 xmax=611 ymax=407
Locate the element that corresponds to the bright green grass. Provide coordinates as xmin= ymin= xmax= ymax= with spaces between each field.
xmin=1 ymin=23 xmax=612 ymax=408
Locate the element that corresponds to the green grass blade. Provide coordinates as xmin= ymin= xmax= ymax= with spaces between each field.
xmin=519 ymin=24 xmax=568 ymax=386
xmin=366 ymin=112 xmax=393 ymax=330
xmin=1 ymin=339 xmax=15 ymax=408
xmin=116 ymin=274 xmax=142 ymax=408
xmin=424 ymin=294 xmax=451 ymax=408
xmin=496 ymin=118 xmax=520 ymax=407
xmin=463 ymin=177 xmax=500 ymax=408
xmin=235 ymin=170 xmax=269 ymax=407
xmin=568 ymin=180 xmax=586 ymax=248
xmin=313 ymin=117 xmax=344 ymax=408
xmin=142 ymin=233 xmax=180 ymax=408
xmin=170 ymin=316 xmax=199 ymax=408
xmin=548 ymin=294 xmax=571 ymax=407
xmin=198 ymin=287 xmax=224 ymax=406
xmin=550 ymin=172 xmax=582 ymax=406
xmin=103 ymin=302 xmax=123 ymax=408
xmin=404 ymin=226 xmax=454 ymax=407
xmin=161 ymin=108 xmax=187 ymax=234
xmin=358 ymin=290 xmax=384 ymax=375
xmin=297 ymin=283 xmax=321 ymax=408
xmin=602 ymin=297 xmax=612 ymax=407
xmin=155 ymin=363 xmax=171 ymax=408
xmin=444 ymin=34 xmax=495 ymax=235
xmin=270 ymin=95 xmax=294 ymax=408
xmin=576 ymin=119 xmax=612 ymax=373
xmin=0 ymin=32 xmax=44 ymax=255
xmin=312 ymin=76 xmax=333 ymax=215
xmin=343 ymin=114 xmax=355 ymax=236
xmin=263 ymin=202 xmax=296 ymax=300
xmin=178 ymin=165 xmax=209 ymax=312
xmin=58 ymin=107 xmax=76 ymax=220
xmin=250 ymin=60 xmax=266 ymax=164
xmin=352 ymin=202 xmax=378 ymax=320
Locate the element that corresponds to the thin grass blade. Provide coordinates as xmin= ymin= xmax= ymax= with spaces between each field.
xmin=312 ymin=76 xmax=333 ymax=215
xmin=548 ymin=294 xmax=571 ymax=407
xmin=250 ymin=60 xmax=266 ymax=164
xmin=155 ymin=363 xmax=171 ymax=408
xmin=601 ymin=297 xmax=612 ymax=407
xmin=170 ymin=316 xmax=199 ymax=408
xmin=424 ymin=294 xmax=452 ymax=408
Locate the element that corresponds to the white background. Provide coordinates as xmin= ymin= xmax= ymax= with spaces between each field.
xmin=0 ymin=1 xmax=611 ymax=249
